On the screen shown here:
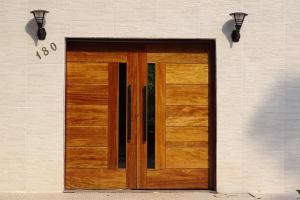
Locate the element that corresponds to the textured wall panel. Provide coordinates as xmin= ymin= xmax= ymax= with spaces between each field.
xmin=0 ymin=0 xmax=299 ymax=194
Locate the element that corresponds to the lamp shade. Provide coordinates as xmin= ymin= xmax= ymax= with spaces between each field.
xmin=230 ymin=12 xmax=248 ymax=30
xmin=30 ymin=10 xmax=49 ymax=28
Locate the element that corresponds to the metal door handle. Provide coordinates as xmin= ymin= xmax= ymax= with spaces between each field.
xmin=127 ymin=85 xmax=131 ymax=143
xmin=142 ymin=86 xmax=147 ymax=143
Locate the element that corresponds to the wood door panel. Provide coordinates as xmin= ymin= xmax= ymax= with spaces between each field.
xmin=139 ymin=41 xmax=215 ymax=190
xmin=166 ymin=127 xmax=208 ymax=142
xmin=67 ymin=52 xmax=128 ymax=63
xmin=66 ymin=168 xmax=126 ymax=189
xmin=146 ymin=169 xmax=209 ymax=189
xmin=66 ymin=105 xmax=108 ymax=126
xmin=166 ymin=146 xmax=208 ymax=169
xmin=137 ymin=50 xmax=148 ymax=187
xmin=166 ymin=106 xmax=208 ymax=117
xmin=166 ymin=141 xmax=208 ymax=148
xmin=67 ymin=84 xmax=108 ymax=105
xmin=166 ymin=85 xmax=208 ymax=106
xmin=67 ymin=62 xmax=108 ymax=85
xmin=126 ymin=51 xmax=138 ymax=188
xmin=66 ymin=147 xmax=108 ymax=168
xmin=66 ymin=43 xmax=135 ymax=190
xmin=147 ymin=53 xmax=208 ymax=64
xmin=66 ymin=127 xmax=107 ymax=147
xmin=166 ymin=106 xmax=208 ymax=127
xmin=166 ymin=64 xmax=208 ymax=84
xmin=155 ymin=64 xmax=166 ymax=170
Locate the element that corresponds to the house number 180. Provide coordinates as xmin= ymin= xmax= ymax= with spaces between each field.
xmin=36 ymin=42 xmax=57 ymax=60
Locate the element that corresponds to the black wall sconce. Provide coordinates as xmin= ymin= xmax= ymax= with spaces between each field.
xmin=230 ymin=12 xmax=248 ymax=42
xmin=30 ymin=10 xmax=49 ymax=40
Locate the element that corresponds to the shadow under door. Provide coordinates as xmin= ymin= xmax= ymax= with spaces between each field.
xmin=65 ymin=40 xmax=216 ymax=190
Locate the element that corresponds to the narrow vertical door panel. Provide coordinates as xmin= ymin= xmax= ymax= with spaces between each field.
xmin=125 ymin=49 xmax=138 ymax=189
xmin=136 ymin=49 xmax=148 ymax=188
xmin=154 ymin=63 xmax=166 ymax=170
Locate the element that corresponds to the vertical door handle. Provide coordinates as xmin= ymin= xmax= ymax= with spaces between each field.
xmin=127 ymin=85 xmax=131 ymax=143
xmin=142 ymin=86 xmax=147 ymax=144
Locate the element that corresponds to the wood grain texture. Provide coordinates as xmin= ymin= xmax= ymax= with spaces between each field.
xmin=146 ymin=169 xmax=209 ymax=189
xmin=137 ymin=50 xmax=147 ymax=188
xmin=166 ymin=64 xmax=208 ymax=84
xmin=65 ymin=168 xmax=126 ymax=189
xmin=142 ymin=42 xmax=212 ymax=189
xmin=66 ymin=44 xmax=130 ymax=190
xmin=166 ymin=106 xmax=208 ymax=126
xmin=166 ymin=146 xmax=208 ymax=169
xmin=155 ymin=63 xmax=166 ymax=170
xmin=66 ymin=126 xmax=107 ymax=147
xmin=66 ymin=105 xmax=108 ymax=126
xmin=65 ymin=40 xmax=216 ymax=190
xmin=108 ymin=63 xmax=119 ymax=169
xmin=166 ymin=85 xmax=208 ymax=106
xmin=66 ymin=147 xmax=108 ymax=168
xmin=166 ymin=127 xmax=208 ymax=142
xmin=67 ymin=51 xmax=128 ymax=63
xmin=67 ymin=62 xmax=108 ymax=85
xmin=126 ymin=51 xmax=138 ymax=189
xmin=67 ymin=84 xmax=108 ymax=105
xmin=166 ymin=141 xmax=208 ymax=148
xmin=147 ymin=53 xmax=208 ymax=64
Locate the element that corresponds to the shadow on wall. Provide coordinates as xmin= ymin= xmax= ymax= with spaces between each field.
xmin=222 ymin=19 xmax=235 ymax=48
xmin=246 ymin=78 xmax=300 ymax=193
xmin=25 ymin=18 xmax=39 ymax=46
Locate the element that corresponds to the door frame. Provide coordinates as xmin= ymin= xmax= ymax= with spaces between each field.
xmin=64 ymin=38 xmax=217 ymax=191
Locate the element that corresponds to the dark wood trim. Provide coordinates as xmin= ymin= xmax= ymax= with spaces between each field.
xmin=66 ymin=39 xmax=216 ymax=54
xmin=66 ymin=38 xmax=215 ymax=44
xmin=64 ymin=55 xmax=68 ymax=191
xmin=208 ymin=41 xmax=217 ymax=190
xmin=108 ymin=63 xmax=119 ymax=169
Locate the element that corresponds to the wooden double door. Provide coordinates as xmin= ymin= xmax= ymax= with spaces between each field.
xmin=65 ymin=40 xmax=216 ymax=190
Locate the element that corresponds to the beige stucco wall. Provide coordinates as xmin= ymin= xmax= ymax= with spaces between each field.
xmin=0 ymin=0 xmax=300 ymax=194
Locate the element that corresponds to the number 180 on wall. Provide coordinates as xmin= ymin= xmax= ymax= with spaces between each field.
xmin=36 ymin=42 xmax=57 ymax=60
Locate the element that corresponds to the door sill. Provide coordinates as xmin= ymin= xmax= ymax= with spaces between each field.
xmin=64 ymin=189 xmax=216 ymax=193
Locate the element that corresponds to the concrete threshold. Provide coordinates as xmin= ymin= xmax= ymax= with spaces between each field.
xmin=0 ymin=192 xmax=298 ymax=200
